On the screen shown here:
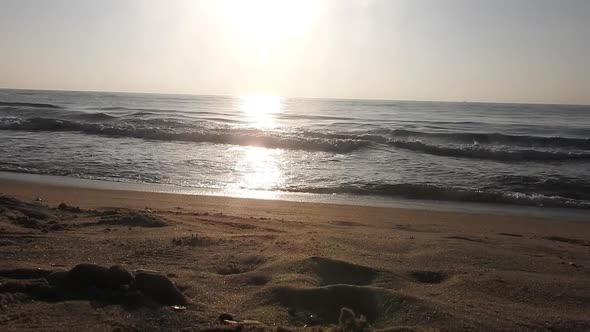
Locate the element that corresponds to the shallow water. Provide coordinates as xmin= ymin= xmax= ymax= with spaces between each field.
xmin=1 ymin=89 xmax=589 ymax=209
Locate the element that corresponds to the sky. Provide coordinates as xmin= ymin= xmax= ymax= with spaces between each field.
xmin=0 ymin=0 xmax=589 ymax=104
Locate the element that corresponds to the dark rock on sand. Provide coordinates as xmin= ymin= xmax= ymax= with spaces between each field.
xmin=64 ymin=264 xmax=134 ymax=290
xmin=106 ymin=265 xmax=135 ymax=289
xmin=1 ymin=264 xmax=186 ymax=308
xmin=0 ymin=278 xmax=58 ymax=301
xmin=0 ymin=267 xmax=53 ymax=279
xmin=135 ymin=270 xmax=187 ymax=305
xmin=46 ymin=270 xmax=69 ymax=286
xmin=64 ymin=263 xmax=109 ymax=288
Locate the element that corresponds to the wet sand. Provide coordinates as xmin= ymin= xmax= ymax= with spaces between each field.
xmin=0 ymin=179 xmax=589 ymax=331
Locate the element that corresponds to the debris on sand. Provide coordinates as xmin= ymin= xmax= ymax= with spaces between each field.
xmin=98 ymin=212 xmax=169 ymax=228
xmin=219 ymin=313 xmax=235 ymax=323
xmin=336 ymin=307 xmax=371 ymax=332
xmin=205 ymin=308 xmax=371 ymax=332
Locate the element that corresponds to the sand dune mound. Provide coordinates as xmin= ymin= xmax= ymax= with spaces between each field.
xmin=269 ymin=285 xmax=382 ymax=324
xmin=254 ymin=257 xmax=455 ymax=328
xmin=298 ymin=256 xmax=379 ymax=286
xmin=266 ymin=284 xmax=438 ymax=327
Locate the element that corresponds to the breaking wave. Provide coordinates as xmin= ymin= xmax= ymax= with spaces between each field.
xmin=0 ymin=117 xmax=369 ymax=153
xmin=1 ymin=116 xmax=589 ymax=160
xmin=387 ymin=140 xmax=590 ymax=161
xmin=384 ymin=129 xmax=590 ymax=149
xmin=285 ymin=183 xmax=590 ymax=209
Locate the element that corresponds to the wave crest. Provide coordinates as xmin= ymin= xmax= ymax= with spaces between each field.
xmin=1 ymin=115 xmax=589 ymax=161
xmin=0 ymin=117 xmax=369 ymax=153
xmin=386 ymin=129 xmax=590 ymax=149
xmin=285 ymin=183 xmax=590 ymax=209
xmin=387 ymin=140 xmax=590 ymax=161
xmin=0 ymin=101 xmax=63 ymax=109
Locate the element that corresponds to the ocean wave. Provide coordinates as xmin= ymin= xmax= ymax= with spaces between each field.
xmin=0 ymin=117 xmax=370 ymax=153
xmin=90 ymin=107 xmax=238 ymax=118
xmin=284 ymin=183 xmax=590 ymax=209
xmin=385 ymin=129 xmax=590 ymax=149
xmin=2 ymin=155 xmax=587 ymax=209
xmin=2 ymin=116 xmax=590 ymax=160
xmin=387 ymin=139 xmax=590 ymax=161
xmin=93 ymin=106 xmax=158 ymax=111
xmin=301 ymin=129 xmax=589 ymax=151
xmin=1 ymin=102 xmax=588 ymax=151
xmin=91 ymin=106 xmax=187 ymax=114
xmin=494 ymin=175 xmax=590 ymax=201
xmin=280 ymin=114 xmax=357 ymax=121
xmin=300 ymin=130 xmax=590 ymax=161
xmin=68 ymin=112 xmax=117 ymax=121
xmin=0 ymin=101 xmax=63 ymax=109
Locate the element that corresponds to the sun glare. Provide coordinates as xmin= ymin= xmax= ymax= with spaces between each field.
xmin=227 ymin=146 xmax=284 ymax=199
xmin=240 ymin=95 xmax=282 ymax=129
xmin=216 ymin=0 xmax=317 ymax=62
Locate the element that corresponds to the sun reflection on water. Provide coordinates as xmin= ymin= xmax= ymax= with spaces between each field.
xmin=240 ymin=95 xmax=282 ymax=129
xmin=228 ymin=146 xmax=284 ymax=199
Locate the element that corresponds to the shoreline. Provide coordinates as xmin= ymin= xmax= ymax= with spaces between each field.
xmin=1 ymin=171 xmax=587 ymax=222
xmin=1 ymin=178 xmax=589 ymax=331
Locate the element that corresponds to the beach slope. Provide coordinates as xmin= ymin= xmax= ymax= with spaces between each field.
xmin=0 ymin=180 xmax=589 ymax=331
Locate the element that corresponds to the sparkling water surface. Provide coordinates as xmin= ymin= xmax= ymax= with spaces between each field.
xmin=1 ymin=89 xmax=589 ymax=210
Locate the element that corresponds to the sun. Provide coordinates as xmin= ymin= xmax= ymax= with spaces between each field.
xmin=216 ymin=0 xmax=317 ymax=61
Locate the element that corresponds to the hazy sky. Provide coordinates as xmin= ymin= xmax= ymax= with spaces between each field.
xmin=1 ymin=0 xmax=589 ymax=104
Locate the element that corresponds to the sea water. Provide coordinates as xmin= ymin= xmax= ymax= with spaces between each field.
xmin=1 ymin=89 xmax=589 ymax=211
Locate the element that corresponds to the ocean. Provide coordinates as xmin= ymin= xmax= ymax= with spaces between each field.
xmin=1 ymin=89 xmax=589 ymax=211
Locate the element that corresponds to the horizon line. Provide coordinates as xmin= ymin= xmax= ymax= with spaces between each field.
xmin=1 ymin=86 xmax=588 ymax=107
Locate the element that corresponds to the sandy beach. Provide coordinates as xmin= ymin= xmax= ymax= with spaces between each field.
xmin=3 ymin=0 xmax=590 ymax=331
xmin=0 ymin=179 xmax=589 ymax=331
